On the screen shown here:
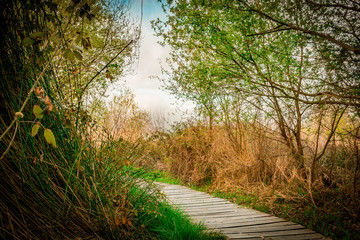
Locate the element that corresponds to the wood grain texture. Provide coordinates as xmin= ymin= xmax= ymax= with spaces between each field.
xmin=156 ymin=183 xmax=331 ymax=240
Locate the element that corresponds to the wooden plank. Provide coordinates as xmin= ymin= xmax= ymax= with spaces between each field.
xmin=178 ymin=203 xmax=237 ymax=209
xmin=192 ymin=213 xmax=272 ymax=221
xmin=221 ymin=234 xmax=260 ymax=239
xmin=169 ymin=197 xmax=221 ymax=202
xmin=184 ymin=210 xmax=238 ymax=217
xmin=166 ymin=194 xmax=209 ymax=198
xmin=215 ymin=223 xmax=305 ymax=232
xmin=170 ymin=199 xmax=229 ymax=205
xmin=173 ymin=199 xmax=232 ymax=204
xmin=193 ymin=213 xmax=272 ymax=220
xmin=169 ymin=197 xmax=228 ymax=202
xmin=226 ymin=232 xmax=326 ymax=240
xmin=174 ymin=202 xmax=233 ymax=208
xmin=204 ymin=215 xmax=286 ymax=223
xmin=187 ymin=210 xmax=262 ymax=217
xmin=203 ymin=220 xmax=299 ymax=229
xmin=180 ymin=206 xmax=235 ymax=211
xmin=165 ymin=193 xmax=208 ymax=197
xmin=163 ymin=188 xmax=199 ymax=193
xmin=204 ymin=217 xmax=287 ymax=228
xmin=163 ymin=189 xmax=208 ymax=194
xmin=167 ymin=196 xmax=219 ymax=202
xmin=221 ymin=227 xmax=314 ymax=235
xmin=192 ymin=211 xmax=271 ymax=218
xmin=166 ymin=193 xmax=225 ymax=198
xmin=203 ymin=216 xmax=289 ymax=227
xmin=224 ymin=234 xmax=322 ymax=239
xmin=162 ymin=187 xmax=203 ymax=191
xmin=164 ymin=188 xmax=201 ymax=191
xmin=221 ymin=228 xmax=323 ymax=237
xmin=183 ymin=204 xmax=239 ymax=210
xmin=198 ymin=211 xmax=273 ymax=219
xmin=166 ymin=194 xmax=225 ymax=199
xmin=184 ymin=208 xmax=239 ymax=214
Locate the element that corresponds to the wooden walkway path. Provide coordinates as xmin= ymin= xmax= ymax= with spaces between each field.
xmin=156 ymin=183 xmax=330 ymax=240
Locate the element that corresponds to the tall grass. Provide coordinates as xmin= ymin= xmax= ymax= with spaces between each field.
xmin=0 ymin=1 xmax=224 ymax=239
xmin=145 ymin=120 xmax=360 ymax=239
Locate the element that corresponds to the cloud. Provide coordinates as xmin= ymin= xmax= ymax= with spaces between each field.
xmin=109 ymin=0 xmax=195 ymax=125
xmin=125 ymin=26 xmax=170 ymax=89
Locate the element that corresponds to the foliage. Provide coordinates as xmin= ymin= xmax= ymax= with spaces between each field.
xmin=0 ymin=0 xmax=223 ymax=239
xmin=235 ymin=0 xmax=360 ymax=94
xmin=50 ymin=0 xmax=138 ymax=116
xmin=153 ymin=0 xmax=360 ymax=172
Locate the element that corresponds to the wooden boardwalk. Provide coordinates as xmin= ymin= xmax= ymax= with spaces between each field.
xmin=156 ymin=183 xmax=330 ymax=240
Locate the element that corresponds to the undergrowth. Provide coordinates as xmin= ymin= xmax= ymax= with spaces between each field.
xmin=153 ymin=169 xmax=359 ymax=240
xmin=145 ymin=123 xmax=360 ymax=240
xmin=0 ymin=1 xmax=222 ymax=239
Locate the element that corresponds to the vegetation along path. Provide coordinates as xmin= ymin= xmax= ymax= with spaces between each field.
xmin=156 ymin=183 xmax=330 ymax=240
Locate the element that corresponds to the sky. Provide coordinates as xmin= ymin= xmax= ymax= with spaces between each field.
xmin=109 ymin=0 xmax=195 ymax=124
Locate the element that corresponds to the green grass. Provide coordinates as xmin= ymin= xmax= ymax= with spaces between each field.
xmin=129 ymin=183 xmax=226 ymax=240
xmin=143 ymin=169 xmax=182 ymax=185
xmin=133 ymin=170 xmax=225 ymax=239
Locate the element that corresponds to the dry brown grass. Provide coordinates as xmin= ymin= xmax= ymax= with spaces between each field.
xmin=145 ymin=120 xmax=360 ymax=239
xmin=149 ymin=123 xmax=289 ymax=188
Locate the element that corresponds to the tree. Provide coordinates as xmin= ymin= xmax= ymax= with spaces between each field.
xmin=48 ymin=0 xmax=140 ymax=130
xmin=160 ymin=49 xmax=220 ymax=131
xmin=153 ymin=0 xmax=353 ymax=168
xmin=102 ymin=88 xmax=151 ymax=141
xmin=229 ymin=0 xmax=360 ymax=109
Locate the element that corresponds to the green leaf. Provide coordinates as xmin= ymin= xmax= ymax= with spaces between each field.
xmin=73 ymin=50 xmax=83 ymax=60
xmin=66 ymin=5 xmax=74 ymax=12
xmin=31 ymin=123 xmax=40 ymax=137
xmin=49 ymin=34 xmax=61 ymax=42
xmin=30 ymin=32 xmax=46 ymax=39
xmin=75 ymin=35 xmax=82 ymax=44
xmin=87 ymin=13 xmax=95 ymax=21
xmin=33 ymin=105 xmax=44 ymax=119
xmin=63 ymin=49 xmax=74 ymax=61
xmin=86 ymin=37 xmax=92 ymax=49
xmin=46 ymin=45 xmax=54 ymax=52
xmin=82 ymin=37 xmax=92 ymax=50
xmin=23 ymin=37 xmax=35 ymax=46
xmin=44 ymin=129 xmax=57 ymax=148
xmin=44 ymin=2 xmax=57 ymax=11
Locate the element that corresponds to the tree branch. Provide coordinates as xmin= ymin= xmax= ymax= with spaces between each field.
xmin=237 ymin=0 xmax=360 ymax=54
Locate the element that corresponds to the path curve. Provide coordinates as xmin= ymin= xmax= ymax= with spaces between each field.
xmin=156 ymin=182 xmax=330 ymax=240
